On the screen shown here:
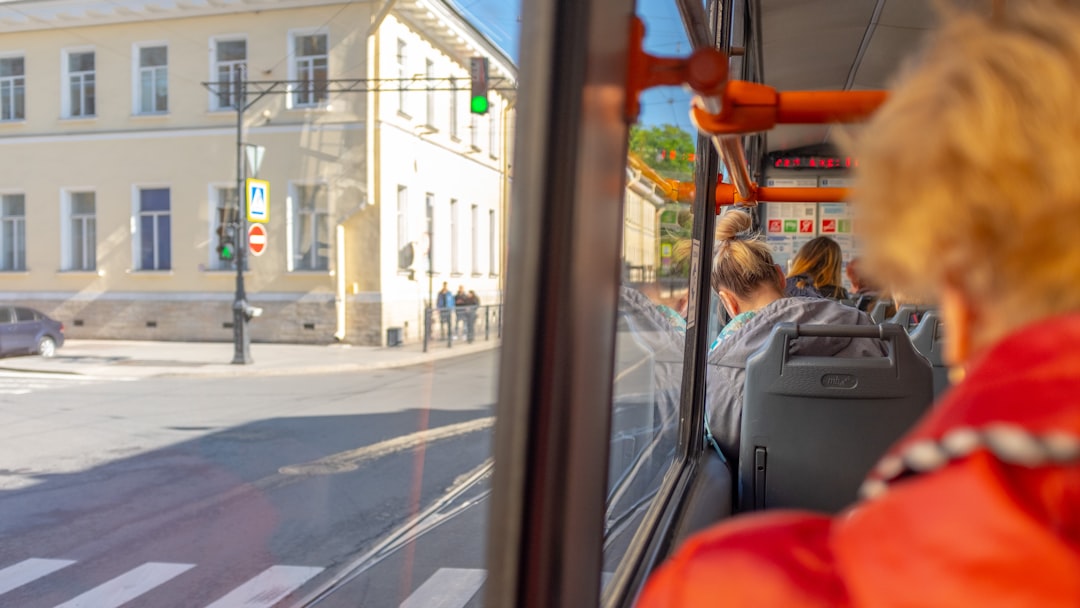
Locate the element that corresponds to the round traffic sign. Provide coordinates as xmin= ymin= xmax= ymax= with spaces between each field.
xmin=248 ymin=223 xmax=267 ymax=257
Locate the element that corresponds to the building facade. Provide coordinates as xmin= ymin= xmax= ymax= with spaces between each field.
xmin=0 ymin=0 xmax=514 ymax=345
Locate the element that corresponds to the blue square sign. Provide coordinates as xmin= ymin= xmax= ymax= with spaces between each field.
xmin=246 ymin=178 xmax=270 ymax=224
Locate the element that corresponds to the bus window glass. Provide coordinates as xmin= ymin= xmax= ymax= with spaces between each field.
xmin=0 ymin=2 xmax=517 ymax=607
xmin=602 ymin=4 xmax=696 ymax=579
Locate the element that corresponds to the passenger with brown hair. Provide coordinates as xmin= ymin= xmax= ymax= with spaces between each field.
xmin=639 ymin=3 xmax=1080 ymax=605
xmin=786 ymin=236 xmax=850 ymax=300
xmin=704 ymin=209 xmax=884 ymax=463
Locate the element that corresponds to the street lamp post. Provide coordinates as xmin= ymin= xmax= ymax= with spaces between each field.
xmin=232 ymin=69 xmax=253 ymax=365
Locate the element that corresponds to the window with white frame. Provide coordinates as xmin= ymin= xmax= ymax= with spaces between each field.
xmin=209 ymin=186 xmax=237 ymax=271
xmin=291 ymin=184 xmax=330 ymax=271
xmin=424 ymin=59 xmax=435 ymax=127
xmin=396 ymin=39 xmax=408 ymax=115
xmin=470 ymin=114 xmax=479 ymax=149
xmin=449 ymin=77 xmax=459 ymax=139
xmin=292 ymin=33 xmax=328 ymax=107
xmin=489 ymin=105 xmax=499 ymax=158
xmin=489 ymin=209 xmax=498 ymax=276
xmin=0 ymin=57 xmax=25 ymax=121
xmin=450 ymin=198 xmax=459 ymax=274
xmin=471 ymin=203 xmax=479 ymax=275
xmin=64 ymin=50 xmax=95 ymax=118
xmin=64 ymin=191 xmax=95 ymax=271
xmin=396 ymin=185 xmax=409 ymax=269
xmin=137 ymin=188 xmax=170 ymax=270
xmin=0 ymin=194 xmax=25 ymax=271
xmin=214 ymin=39 xmax=246 ymax=110
xmin=136 ymin=45 xmax=167 ymax=114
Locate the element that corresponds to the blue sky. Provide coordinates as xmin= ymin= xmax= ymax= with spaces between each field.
xmin=450 ymin=0 xmax=695 ymax=133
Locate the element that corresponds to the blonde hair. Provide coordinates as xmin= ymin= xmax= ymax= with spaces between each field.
xmin=711 ymin=210 xmax=778 ymax=297
xmin=788 ymin=237 xmax=844 ymax=291
xmin=854 ymin=2 xmax=1080 ymax=335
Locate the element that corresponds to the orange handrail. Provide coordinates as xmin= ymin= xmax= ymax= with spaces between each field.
xmin=714 ymin=183 xmax=850 ymax=212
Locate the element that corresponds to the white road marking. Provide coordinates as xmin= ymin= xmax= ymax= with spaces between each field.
xmin=0 ymin=558 xmax=75 ymax=597
xmin=399 ymin=568 xmax=486 ymax=608
xmin=54 ymin=562 xmax=194 ymax=608
xmin=205 ymin=565 xmax=324 ymax=608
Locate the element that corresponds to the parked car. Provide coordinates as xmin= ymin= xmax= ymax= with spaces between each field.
xmin=0 ymin=306 xmax=64 ymax=358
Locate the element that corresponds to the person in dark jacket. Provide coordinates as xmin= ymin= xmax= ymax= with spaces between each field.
xmin=786 ymin=236 xmax=849 ymax=300
xmin=706 ymin=210 xmax=886 ymax=463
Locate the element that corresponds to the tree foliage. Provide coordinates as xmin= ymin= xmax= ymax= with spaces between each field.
xmin=629 ymin=124 xmax=695 ymax=182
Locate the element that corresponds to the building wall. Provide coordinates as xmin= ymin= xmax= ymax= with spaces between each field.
xmin=0 ymin=0 xmax=515 ymax=346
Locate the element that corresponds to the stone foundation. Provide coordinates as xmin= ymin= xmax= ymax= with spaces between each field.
xmin=7 ymin=297 xmax=385 ymax=346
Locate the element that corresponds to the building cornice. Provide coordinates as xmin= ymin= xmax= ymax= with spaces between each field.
xmin=0 ymin=0 xmax=374 ymax=33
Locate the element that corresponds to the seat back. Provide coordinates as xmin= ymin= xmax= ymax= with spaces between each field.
xmin=888 ymin=304 xmax=933 ymax=330
xmin=739 ymin=323 xmax=934 ymax=513
xmin=868 ymin=300 xmax=895 ymax=323
xmin=908 ymin=311 xmax=950 ymax=398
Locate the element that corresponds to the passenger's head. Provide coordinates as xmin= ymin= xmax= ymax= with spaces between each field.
xmin=711 ymin=209 xmax=785 ymax=317
xmin=442 ymin=282 xmax=448 ymax=290
xmin=846 ymin=257 xmax=868 ymax=292
xmin=788 ymin=237 xmax=844 ymax=290
xmin=855 ymin=3 xmax=1080 ymax=367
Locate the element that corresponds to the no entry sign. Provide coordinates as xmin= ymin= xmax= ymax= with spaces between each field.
xmin=248 ymin=223 xmax=267 ymax=257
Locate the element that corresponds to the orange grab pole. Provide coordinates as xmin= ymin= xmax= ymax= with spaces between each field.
xmin=692 ymin=81 xmax=888 ymax=136
xmin=714 ymin=183 xmax=851 ymax=212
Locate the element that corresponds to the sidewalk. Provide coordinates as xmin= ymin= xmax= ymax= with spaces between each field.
xmin=0 ymin=338 xmax=500 ymax=379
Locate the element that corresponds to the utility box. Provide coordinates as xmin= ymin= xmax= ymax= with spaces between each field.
xmin=387 ymin=327 xmax=403 ymax=347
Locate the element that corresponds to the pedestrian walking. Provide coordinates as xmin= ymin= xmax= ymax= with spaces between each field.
xmin=436 ymin=282 xmax=454 ymax=339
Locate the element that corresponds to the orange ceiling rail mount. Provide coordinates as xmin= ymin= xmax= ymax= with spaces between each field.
xmin=625 ymin=16 xmax=728 ymax=123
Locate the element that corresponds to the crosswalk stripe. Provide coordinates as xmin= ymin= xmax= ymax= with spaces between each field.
xmin=204 ymin=565 xmax=324 ymax=608
xmin=0 ymin=558 xmax=76 ymax=597
xmin=399 ymin=568 xmax=486 ymax=608
xmin=54 ymin=562 xmax=194 ymax=608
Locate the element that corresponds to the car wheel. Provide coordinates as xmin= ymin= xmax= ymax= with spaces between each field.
xmin=37 ymin=337 xmax=56 ymax=358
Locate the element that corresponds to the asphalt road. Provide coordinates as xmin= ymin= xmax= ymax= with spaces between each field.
xmin=0 ymin=351 xmax=498 ymax=608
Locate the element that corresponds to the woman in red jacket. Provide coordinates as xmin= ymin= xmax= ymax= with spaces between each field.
xmin=638 ymin=3 xmax=1080 ymax=606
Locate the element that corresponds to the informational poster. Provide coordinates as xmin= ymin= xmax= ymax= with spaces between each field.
xmin=764 ymin=198 xmax=817 ymax=272
xmin=818 ymin=199 xmax=858 ymax=291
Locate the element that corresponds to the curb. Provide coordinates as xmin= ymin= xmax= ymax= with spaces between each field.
xmin=0 ymin=341 xmax=500 ymax=379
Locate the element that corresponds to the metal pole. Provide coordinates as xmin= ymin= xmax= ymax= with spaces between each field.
xmin=232 ymin=68 xmax=253 ymax=365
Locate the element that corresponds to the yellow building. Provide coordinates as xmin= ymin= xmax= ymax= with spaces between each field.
xmin=0 ymin=0 xmax=515 ymax=345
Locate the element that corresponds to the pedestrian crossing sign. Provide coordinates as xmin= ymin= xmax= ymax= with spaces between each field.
xmin=246 ymin=178 xmax=270 ymax=224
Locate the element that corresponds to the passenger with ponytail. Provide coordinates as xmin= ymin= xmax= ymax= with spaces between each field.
xmin=704 ymin=209 xmax=883 ymax=464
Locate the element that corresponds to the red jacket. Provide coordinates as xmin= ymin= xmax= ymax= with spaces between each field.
xmin=638 ymin=313 xmax=1080 ymax=607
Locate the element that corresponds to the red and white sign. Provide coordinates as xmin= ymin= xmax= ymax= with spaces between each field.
xmin=248 ymin=223 xmax=267 ymax=256
xmin=799 ymin=219 xmax=814 ymax=233
xmin=768 ymin=219 xmax=782 ymax=232
xmin=821 ymin=219 xmax=837 ymax=233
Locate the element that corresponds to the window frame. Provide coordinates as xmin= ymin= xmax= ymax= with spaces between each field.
xmin=132 ymin=185 xmax=172 ymax=272
xmin=450 ymin=198 xmax=460 ymax=275
xmin=396 ymin=185 xmax=409 ymax=270
xmin=61 ymin=47 xmax=96 ymax=119
xmin=132 ymin=42 xmax=168 ymax=115
xmin=60 ymin=188 xmax=96 ymax=272
xmin=287 ymin=181 xmax=331 ymax=272
xmin=0 ymin=192 xmax=26 ymax=272
xmin=209 ymin=35 xmax=247 ymax=111
xmin=449 ymin=76 xmax=459 ymax=140
xmin=424 ymin=58 xmax=436 ymax=128
xmin=470 ymin=203 xmax=480 ymax=276
xmin=0 ymin=52 xmax=26 ymax=122
xmin=287 ymin=28 xmax=329 ymax=109
xmin=489 ymin=208 xmax=498 ymax=277
xmin=396 ymin=38 xmax=409 ymax=117
xmin=425 ymin=192 xmax=435 ymax=276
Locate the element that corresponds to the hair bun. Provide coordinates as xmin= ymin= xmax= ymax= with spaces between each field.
xmin=716 ymin=209 xmax=753 ymax=241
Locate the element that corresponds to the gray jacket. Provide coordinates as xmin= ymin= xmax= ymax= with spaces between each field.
xmin=706 ymin=297 xmax=887 ymax=463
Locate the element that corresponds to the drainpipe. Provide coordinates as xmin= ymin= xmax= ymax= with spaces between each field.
xmin=334 ymin=223 xmax=347 ymax=341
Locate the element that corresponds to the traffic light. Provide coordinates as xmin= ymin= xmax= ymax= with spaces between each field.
xmin=216 ymin=207 xmax=237 ymax=262
xmin=470 ymin=57 xmax=489 ymax=114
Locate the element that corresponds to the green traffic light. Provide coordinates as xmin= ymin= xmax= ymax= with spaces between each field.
xmin=219 ymin=243 xmax=234 ymax=261
xmin=470 ymin=95 xmax=489 ymax=114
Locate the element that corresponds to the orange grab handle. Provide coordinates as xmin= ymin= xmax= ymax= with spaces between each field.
xmin=693 ymin=81 xmax=888 ymax=136
xmin=715 ymin=183 xmax=851 ymax=212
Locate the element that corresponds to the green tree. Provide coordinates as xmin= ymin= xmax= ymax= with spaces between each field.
xmin=629 ymin=124 xmax=695 ymax=182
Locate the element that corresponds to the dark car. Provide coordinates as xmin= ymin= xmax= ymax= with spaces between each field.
xmin=0 ymin=306 xmax=64 ymax=358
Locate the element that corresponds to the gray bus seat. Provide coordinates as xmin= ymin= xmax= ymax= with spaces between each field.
xmin=908 ymin=311 xmax=950 ymax=398
xmin=739 ymin=323 xmax=934 ymax=514
xmin=868 ymin=300 xmax=895 ymax=323
xmin=888 ymin=304 xmax=933 ymax=330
